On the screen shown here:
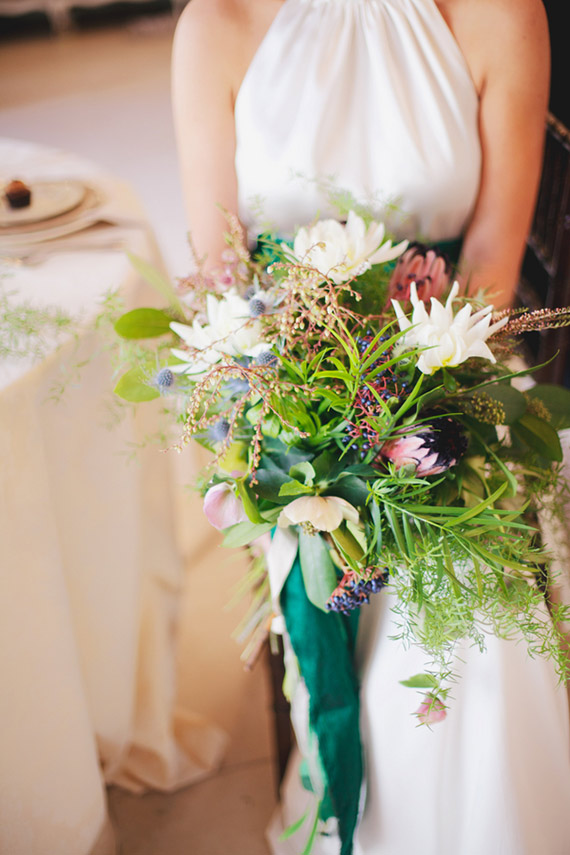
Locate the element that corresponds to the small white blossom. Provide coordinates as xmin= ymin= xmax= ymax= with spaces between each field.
xmin=169 ymin=287 xmax=267 ymax=375
xmin=278 ymin=495 xmax=359 ymax=532
xmin=292 ymin=211 xmax=408 ymax=284
xmin=392 ymin=282 xmax=509 ymax=375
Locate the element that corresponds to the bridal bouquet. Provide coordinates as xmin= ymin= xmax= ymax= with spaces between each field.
xmin=113 ymin=210 xmax=570 ymax=853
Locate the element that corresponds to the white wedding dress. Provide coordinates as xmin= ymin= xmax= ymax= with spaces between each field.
xmin=234 ymin=2 xmax=570 ymax=853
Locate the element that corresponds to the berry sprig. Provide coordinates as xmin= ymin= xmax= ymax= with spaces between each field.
xmin=326 ymin=568 xmax=389 ymax=615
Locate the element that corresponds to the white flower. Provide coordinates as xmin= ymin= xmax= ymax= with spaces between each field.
xmin=169 ymin=288 xmax=266 ymax=375
xmin=392 ymin=282 xmax=509 ymax=375
xmin=278 ymin=495 xmax=359 ymax=532
xmin=292 ymin=210 xmax=408 ymax=284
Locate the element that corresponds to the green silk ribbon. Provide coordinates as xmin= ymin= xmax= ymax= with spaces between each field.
xmin=280 ymin=555 xmax=361 ymax=855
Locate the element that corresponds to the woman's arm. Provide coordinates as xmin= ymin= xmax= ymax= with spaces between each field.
xmin=453 ymin=0 xmax=550 ymax=307
xmin=172 ymin=0 xmax=283 ymax=272
xmin=171 ymin=0 xmax=241 ymax=271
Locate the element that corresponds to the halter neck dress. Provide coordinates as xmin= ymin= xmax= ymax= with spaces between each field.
xmin=234 ymin=2 xmax=570 ymax=853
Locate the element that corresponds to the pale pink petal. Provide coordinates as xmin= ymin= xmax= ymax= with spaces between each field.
xmin=203 ymin=483 xmax=247 ymax=530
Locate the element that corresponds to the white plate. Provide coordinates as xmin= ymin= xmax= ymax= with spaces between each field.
xmin=0 ymin=180 xmax=87 ymax=227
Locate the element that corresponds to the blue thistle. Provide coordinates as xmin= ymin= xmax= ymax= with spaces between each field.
xmin=249 ymin=297 xmax=267 ymax=317
xmin=155 ymin=367 xmax=175 ymax=391
xmin=255 ymin=350 xmax=278 ymax=366
xmin=209 ymin=418 xmax=230 ymax=442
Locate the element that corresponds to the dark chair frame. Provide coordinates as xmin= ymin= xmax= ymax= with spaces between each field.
xmin=521 ymin=112 xmax=570 ymax=386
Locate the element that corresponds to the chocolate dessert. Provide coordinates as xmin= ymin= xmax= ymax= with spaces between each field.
xmin=4 ymin=179 xmax=32 ymax=209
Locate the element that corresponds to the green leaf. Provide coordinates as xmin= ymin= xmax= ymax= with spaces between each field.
xmin=114 ymin=367 xmax=160 ymax=402
xmin=251 ymin=468 xmax=291 ymax=503
xmin=526 ymin=384 xmax=570 ymax=431
xmin=327 ymin=475 xmax=370 ymax=506
xmin=399 ymin=673 xmax=439 ymax=689
xmin=443 ymin=481 xmax=508 ymax=528
xmin=261 ymin=414 xmax=281 ymax=438
xmin=279 ymin=480 xmax=314 ymax=497
xmin=222 ymin=520 xmax=274 ymax=549
xmin=511 ymin=413 xmax=563 ymax=462
xmin=127 ymin=252 xmax=185 ymax=316
xmin=289 ymin=461 xmax=316 ymax=486
xmin=301 ymin=808 xmax=321 ymax=855
xmin=330 ymin=524 xmax=365 ymax=563
xmin=298 ymin=532 xmax=338 ymax=611
xmin=114 ymin=307 xmax=173 ymax=339
xmin=441 ymin=368 xmax=458 ymax=392
xmin=236 ymin=480 xmax=265 ymax=524
xmin=278 ymin=810 xmax=309 ymax=841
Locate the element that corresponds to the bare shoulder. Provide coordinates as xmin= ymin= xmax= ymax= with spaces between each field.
xmin=173 ymin=0 xmax=281 ymax=96
xmin=439 ymin=0 xmax=549 ymax=92
xmin=173 ymin=0 xmax=242 ymax=68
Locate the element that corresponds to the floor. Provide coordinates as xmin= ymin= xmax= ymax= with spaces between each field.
xmin=0 ymin=16 xmax=278 ymax=855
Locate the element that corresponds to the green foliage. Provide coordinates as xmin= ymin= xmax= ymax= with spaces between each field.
xmin=114 ymin=367 xmax=160 ymax=402
xmin=114 ymin=308 xmax=173 ymax=339
xmin=526 ymin=384 xmax=570 ymax=430
xmin=299 ymin=532 xmax=338 ymax=611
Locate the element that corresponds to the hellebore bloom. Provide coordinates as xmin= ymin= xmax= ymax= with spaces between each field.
xmin=278 ymin=495 xmax=359 ymax=532
xmin=392 ymin=282 xmax=509 ymax=375
xmin=387 ymin=241 xmax=451 ymax=305
xmin=292 ymin=210 xmax=408 ymax=285
xmin=169 ymin=288 xmax=267 ymax=375
xmin=415 ymin=695 xmax=447 ymax=725
xmin=203 ymin=483 xmax=247 ymax=530
xmin=378 ymin=417 xmax=468 ymax=477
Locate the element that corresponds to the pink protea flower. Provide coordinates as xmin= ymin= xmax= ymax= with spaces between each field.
xmin=387 ymin=242 xmax=452 ymax=305
xmin=415 ymin=694 xmax=447 ymax=725
xmin=203 ymin=483 xmax=247 ymax=530
xmin=377 ymin=417 xmax=468 ymax=477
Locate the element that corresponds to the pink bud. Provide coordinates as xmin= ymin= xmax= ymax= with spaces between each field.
xmin=415 ymin=695 xmax=447 ymax=725
xmin=203 ymin=483 xmax=247 ymax=530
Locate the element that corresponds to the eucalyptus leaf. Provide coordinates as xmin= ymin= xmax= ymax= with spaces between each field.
xmin=114 ymin=308 xmax=173 ymax=339
xmin=114 ymin=367 xmax=160 ymax=402
xmin=298 ymin=531 xmax=338 ymax=611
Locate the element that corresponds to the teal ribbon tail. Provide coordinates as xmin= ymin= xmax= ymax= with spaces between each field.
xmin=280 ymin=556 xmax=362 ymax=855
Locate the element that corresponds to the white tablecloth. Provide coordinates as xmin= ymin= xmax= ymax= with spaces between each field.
xmin=0 ymin=139 xmax=227 ymax=855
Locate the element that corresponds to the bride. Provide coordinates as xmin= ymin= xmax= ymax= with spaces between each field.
xmin=171 ymin=1 xmax=570 ymax=853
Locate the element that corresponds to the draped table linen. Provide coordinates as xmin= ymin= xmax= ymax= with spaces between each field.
xmin=0 ymin=139 xmax=227 ymax=855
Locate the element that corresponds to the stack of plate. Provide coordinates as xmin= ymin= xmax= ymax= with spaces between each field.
xmin=0 ymin=179 xmax=102 ymax=247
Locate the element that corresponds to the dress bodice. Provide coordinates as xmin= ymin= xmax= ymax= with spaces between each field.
xmin=234 ymin=0 xmax=481 ymax=245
